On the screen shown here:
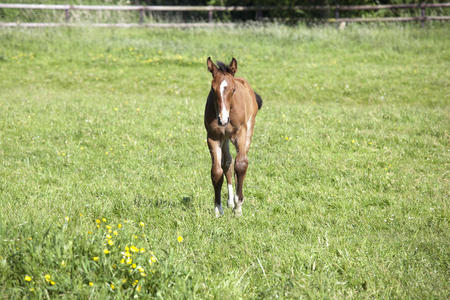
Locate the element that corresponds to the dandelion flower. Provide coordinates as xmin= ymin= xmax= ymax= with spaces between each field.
xmin=108 ymin=240 xmax=114 ymax=246
xmin=50 ymin=281 xmax=55 ymax=285
xmin=132 ymin=279 xmax=139 ymax=286
xmin=106 ymin=225 xmax=112 ymax=230
xmin=137 ymin=285 xmax=142 ymax=292
xmin=132 ymin=263 xmax=137 ymax=269
xmin=24 ymin=275 xmax=32 ymax=282
xmin=113 ymin=231 xmax=118 ymax=236
xmin=104 ymin=249 xmax=110 ymax=254
xmin=139 ymin=222 xmax=144 ymax=227
xmin=61 ymin=260 xmax=66 ymax=267
xmin=120 ymin=258 xmax=125 ymax=264
xmin=140 ymin=248 xmax=145 ymax=253
xmin=110 ymin=283 xmax=115 ymax=290
xmin=96 ymin=219 xmax=101 ymax=224
xmin=150 ymin=256 xmax=157 ymax=263
xmin=93 ymin=256 xmax=99 ymax=261
xmin=102 ymin=218 xmax=107 ymax=222
xmin=89 ymin=282 xmax=94 ymax=286
xmin=130 ymin=246 xmax=138 ymax=253
xmin=177 ymin=236 xmax=183 ymax=243
xmin=44 ymin=274 xmax=51 ymax=282
xmin=65 ymin=216 xmax=70 ymax=222
xmin=122 ymin=278 xmax=127 ymax=283
xmin=118 ymin=223 xmax=122 ymax=229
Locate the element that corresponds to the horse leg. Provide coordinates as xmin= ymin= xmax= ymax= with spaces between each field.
xmin=232 ymin=133 xmax=249 ymax=217
xmin=208 ymin=138 xmax=224 ymax=217
xmin=222 ymin=139 xmax=234 ymax=209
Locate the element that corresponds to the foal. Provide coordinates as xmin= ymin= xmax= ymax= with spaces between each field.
xmin=204 ymin=57 xmax=262 ymax=217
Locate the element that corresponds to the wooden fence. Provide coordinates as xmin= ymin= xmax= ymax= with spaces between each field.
xmin=0 ymin=3 xmax=449 ymax=28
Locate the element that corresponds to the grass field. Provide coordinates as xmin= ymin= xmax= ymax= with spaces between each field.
xmin=0 ymin=24 xmax=449 ymax=298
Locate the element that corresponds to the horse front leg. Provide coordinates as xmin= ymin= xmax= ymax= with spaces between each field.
xmin=232 ymin=134 xmax=249 ymax=217
xmin=221 ymin=140 xmax=234 ymax=209
xmin=208 ymin=137 xmax=224 ymax=217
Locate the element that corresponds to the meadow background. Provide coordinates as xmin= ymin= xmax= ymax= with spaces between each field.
xmin=0 ymin=24 xmax=449 ymax=298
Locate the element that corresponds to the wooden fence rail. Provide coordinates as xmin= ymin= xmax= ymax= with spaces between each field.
xmin=0 ymin=3 xmax=449 ymax=27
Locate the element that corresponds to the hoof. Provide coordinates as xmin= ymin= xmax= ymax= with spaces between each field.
xmin=233 ymin=206 xmax=242 ymax=217
xmin=214 ymin=205 xmax=224 ymax=218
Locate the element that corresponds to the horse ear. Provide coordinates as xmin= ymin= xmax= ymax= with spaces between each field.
xmin=229 ymin=58 xmax=237 ymax=76
xmin=207 ymin=57 xmax=217 ymax=75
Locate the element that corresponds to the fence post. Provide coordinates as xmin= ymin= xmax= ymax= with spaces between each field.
xmin=334 ymin=5 xmax=339 ymax=28
xmin=256 ymin=6 xmax=262 ymax=21
xmin=208 ymin=9 xmax=213 ymax=23
xmin=65 ymin=7 xmax=71 ymax=23
xmin=139 ymin=8 xmax=144 ymax=24
xmin=420 ymin=2 xmax=426 ymax=27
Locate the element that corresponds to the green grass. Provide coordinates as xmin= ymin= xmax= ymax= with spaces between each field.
xmin=0 ymin=24 xmax=449 ymax=298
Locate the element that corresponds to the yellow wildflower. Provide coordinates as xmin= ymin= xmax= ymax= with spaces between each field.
xmin=102 ymin=218 xmax=107 ymax=222
xmin=177 ymin=236 xmax=183 ymax=243
xmin=110 ymin=283 xmax=115 ymax=290
xmin=130 ymin=245 xmax=138 ymax=253
xmin=61 ymin=260 xmax=66 ymax=267
xmin=50 ymin=281 xmax=55 ymax=285
xmin=150 ymin=256 xmax=157 ymax=263
xmin=132 ymin=279 xmax=139 ymax=286
xmin=137 ymin=285 xmax=142 ymax=292
xmin=65 ymin=216 xmax=70 ymax=222
xmin=44 ymin=274 xmax=51 ymax=282
xmin=132 ymin=263 xmax=137 ymax=269
xmin=108 ymin=240 xmax=114 ymax=246
xmin=140 ymin=248 xmax=145 ymax=253
xmin=121 ymin=278 xmax=127 ymax=284
xmin=89 ymin=282 xmax=94 ymax=286
xmin=118 ymin=223 xmax=122 ymax=229
xmin=120 ymin=258 xmax=125 ymax=264
xmin=113 ymin=231 xmax=118 ymax=236
xmin=104 ymin=249 xmax=110 ymax=254
xmin=126 ymin=258 xmax=132 ymax=264
xmin=93 ymin=256 xmax=99 ymax=261
xmin=139 ymin=222 xmax=144 ymax=227
xmin=106 ymin=225 xmax=112 ymax=230
xmin=96 ymin=219 xmax=101 ymax=224
xmin=24 ymin=275 xmax=32 ymax=282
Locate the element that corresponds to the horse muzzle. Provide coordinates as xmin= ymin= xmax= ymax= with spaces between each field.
xmin=217 ymin=116 xmax=229 ymax=126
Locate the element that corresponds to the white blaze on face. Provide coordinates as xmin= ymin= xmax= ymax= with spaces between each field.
xmin=219 ymin=80 xmax=229 ymax=124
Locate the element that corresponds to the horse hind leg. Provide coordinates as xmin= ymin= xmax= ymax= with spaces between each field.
xmin=222 ymin=140 xmax=234 ymax=209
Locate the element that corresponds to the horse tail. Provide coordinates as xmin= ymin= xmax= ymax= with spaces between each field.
xmin=255 ymin=92 xmax=263 ymax=110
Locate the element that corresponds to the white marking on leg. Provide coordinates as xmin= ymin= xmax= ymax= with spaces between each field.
xmin=227 ymin=184 xmax=234 ymax=208
xmin=214 ymin=203 xmax=223 ymax=218
xmin=219 ymin=80 xmax=229 ymax=124
xmin=245 ymin=116 xmax=252 ymax=150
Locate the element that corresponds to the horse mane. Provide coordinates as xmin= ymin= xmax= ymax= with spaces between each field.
xmin=216 ymin=61 xmax=232 ymax=74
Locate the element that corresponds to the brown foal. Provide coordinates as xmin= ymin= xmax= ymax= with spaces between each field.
xmin=204 ymin=57 xmax=262 ymax=217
